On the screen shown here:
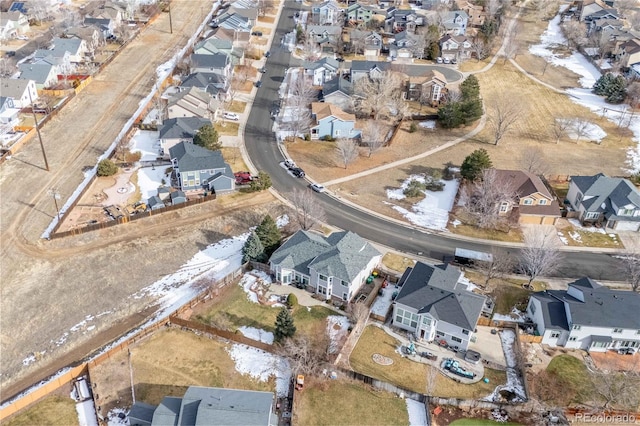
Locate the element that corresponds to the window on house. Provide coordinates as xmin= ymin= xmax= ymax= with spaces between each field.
xmin=569 ymin=337 xmax=577 ymax=341
xmin=575 ymin=192 xmax=583 ymax=206
xmin=422 ymin=317 xmax=431 ymax=326
xmin=335 ymin=130 xmax=341 ymax=136
xmin=550 ymin=332 xmax=560 ymax=338
xmin=586 ymin=212 xmax=599 ymax=219
xmin=613 ymin=328 xmax=623 ymax=333
xmin=343 ymin=293 xmax=348 ymax=301
xmin=462 ymin=329 xmax=469 ymax=335
xmin=499 ymin=203 xmax=509 ymax=212
xmin=451 ymin=336 xmax=462 ymax=343
xmin=302 ymin=276 xmax=309 ymax=285
xmin=436 ymin=331 xmax=444 ymax=337
xmin=319 ymin=274 xmax=328 ymax=281
xmin=523 ymin=199 xmax=533 ymax=205
xmin=529 ymin=303 xmax=536 ymax=315
xmin=619 ymin=209 xmax=634 ymax=216
xmin=539 ymin=199 xmax=547 ymax=205
xmin=573 ymin=325 xmax=581 ymax=330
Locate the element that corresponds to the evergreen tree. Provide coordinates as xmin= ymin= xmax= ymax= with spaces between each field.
xmin=461 ymin=149 xmax=493 ymax=181
xmin=460 ymin=75 xmax=481 ymax=101
xmin=193 ymin=124 xmax=221 ymax=151
xmin=438 ymin=75 xmax=483 ymax=128
xmin=274 ymin=308 xmax=296 ymax=342
xmin=255 ymin=215 xmax=282 ymax=255
xmin=97 ymin=159 xmax=118 ymax=176
xmin=242 ymin=231 xmax=266 ymax=263
xmin=438 ymin=102 xmax=464 ymax=128
xmin=593 ymin=73 xmax=627 ymax=103
xmin=249 ymin=171 xmax=272 ymax=192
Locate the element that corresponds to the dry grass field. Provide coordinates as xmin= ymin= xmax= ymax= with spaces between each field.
xmin=90 ymin=328 xmax=274 ymax=416
xmin=381 ymin=252 xmax=417 ymax=273
xmin=4 ymin=394 xmax=78 ymax=426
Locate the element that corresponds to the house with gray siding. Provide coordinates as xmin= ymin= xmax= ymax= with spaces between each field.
xmin=310 ymin=102 xmax=361 ymax=140
xmin=566 ymin=173 xmax=640 ymax=231
xmin=189 ymin=53 xmax=232 ymax=79
xmin=269 ymin=230 xmax=381 ymax=303
xmin=159 ymin=117 xmax=211 ymax=158
xmin=346 ymin=3 xmax=377 ymax=25
xmin=322 ymin=77 xmax=355 ymax=112
xmin=303 ymin=57 xmax=340 ymax=86
xmin=0 ymin=77 xmax=38 ymax=108
xmin=18 ymin=62 xmax=59 ymax=89
xmin=169 ymin=142 xmax=235 ymax=194
xmin=527 ymin=278 xmax=640 ymax=352
xmin=180 ymin=72 xmax=229 ymax=100
xmin=128 ymin=386 xmax=276 ymax=426
xmin=392 ymin=261 xmax=486 ymax=351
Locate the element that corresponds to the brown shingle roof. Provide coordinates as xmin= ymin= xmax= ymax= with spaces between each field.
xmin=311 ymin=102 xmax=355 ymax=122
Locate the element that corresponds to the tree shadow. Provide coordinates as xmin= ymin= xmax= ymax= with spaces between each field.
xmin=133 ymin=383 xmax=190 ymax=406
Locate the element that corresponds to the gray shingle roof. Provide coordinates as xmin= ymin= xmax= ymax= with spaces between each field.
xmin=395 ymin=262 xmax=486 ymax=331
xmin=269 ymin=230 xmax=380 ymax=283
xmin=322 ymin=76 xmax=353 ymax=97
xmin=18 ymin=63 xmax=54 ymax=85
xmin=169 ymin=142 xmax=230 ymax=175
xmin=181 ymin=386 xmax=273 ymax=426
xmin=570 ymin=173 xmax=640 ymax=214
xmin=0 ymin=77 xmax=32 ymax=99
xmin=151 ymin=396 xmax=181 ymax=425
xmin=530 ymin=291 xmax=569 ymax=331
xmin=180 ymin=72 xmax=227 ymax=95
xmin=190 ymin=53 xmax=229 ymax=69
xmin=350 ymin=60 xmax=391 ymax=73
xmin=159 ymin=117 xmax=211 ymax=140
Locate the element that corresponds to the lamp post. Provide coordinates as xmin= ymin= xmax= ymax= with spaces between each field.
xmin=47 ymin=188 xmax=61 ymax=222
xmin=29 ymin=89 xmax=49 ymax=171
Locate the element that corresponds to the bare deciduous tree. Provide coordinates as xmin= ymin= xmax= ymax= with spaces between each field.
xmin=616 ymin=245 xmax=640 ymax=292
xmin=570 ymin=117 xmax=591 ymax=142
xmin=485 ymin=0 xmax=502 ymax=19
xmin=476 ymin=249 xmax=516 ymax=289
xmin=471 ymin=38 xmax=491 ymax=61
xmin=589 ymin=369 xmax=640 ymax=410
xmin=335 ymin=138 xmax=360 ymax=169
xmin=626 ymin=82 xmax=640 ymax=108
xmin=459 ymin=169 xmax=518 ymax=229
xmin=346 ymin=302 xmax=369 ymax=326
xmin=503 ymin=22 xmax=522 ymax=64
xmin=408 ymin=33 xmax=427 ymax=60
xmin=562 ymin=21 xmax=587 ymax=49
xmin=551 ymin=118 xmax=571 ymax=143
xmin=354 ymin=71 xmax=404 ymax=120
xmin=290 ymin=188 xmax=326 ymax=231
xmin=487 ymin=97 xmax=523 ymax=145
xmin=285 ymin=77 xmax=316 ymax=139
xmin=0 ymin=57 xmax=17 ymax=78
xmin=362 ymin=121 xmax=388 ymax=157
xmin=519 ymin=229 xmax=563 ymax=287
xmin=116 ymin=138 xmax=132 ymax=163
xmin=277 ymin=330 xmax=331 ymax=376
xmin=519 ymin=146 xmax=550 ymax=176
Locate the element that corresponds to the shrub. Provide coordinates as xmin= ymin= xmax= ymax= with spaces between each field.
xmin=287 ymin=293 xmax=298 ymax=307
xmin=304 ymin=134 xmax=311 ymax=141
xmin=408 ymin=122 xmax=417 ymax=133
xmin=322 ymin=135 xmax=335 ymax=142
xmin=403 ymin=179 xmax=427 ymax=197
xmin=97 ymin=159 xmax=118 ymax=176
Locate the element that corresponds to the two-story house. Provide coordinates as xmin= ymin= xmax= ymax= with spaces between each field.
xmin=527 ymin=277 xmax=640 ymax=352
xmin=0 ymin=11 xmax=29 ymax=40
xmin=312 ymin=1 xmax=343 ymax=25
xmin=0 ymin=97 xmax=20 ymax=127
xmin=0 ymin=78 xmax=38 ymax=108
xmin=169 ymin=142 xmax=235 ymax=194
xmin=404 ymin=70 xmax=447 ymax=106
xmin=350 ymin=60 xmax=391 ymax=83
xmin=346 ymin=3 xmax=377 ymax=25
xmin=189 ymin=53 xmax=232 ymax=79
xmin=492 ymin=169 xmax=561 ymax=225
xmin=566 ymin=173 xmax=640 ymax=231
xmin=36 ymin=37 xmax=88 ymax=64
xmin=303 ymin=57 xmax=340 ymax=86
xmin=390 ymin=31 xmax=418 ymax=59
xmin=65 ymin=25 xmax=103 ymax=53
xmin=441 ymin=10 xmax=468 ymax=36
xmin=212 ymin=12 xmax=252 ymax=32
xmin=310 ymin=102 xmax=361 ymax=140
xmin=180 ymin=72 xmax=229 ymax=100
xmin=385 ymin=8 xmax=421 ymax=34
xmin=165 ymin=87 xmax=218 ymax=121
xmin=306 ymin=25 xmax=342 ymax=53
xmin=392 ymin=261 xmax=486 ymax=351
xmin=83 ymin=17 xmax=116 ymax=38
xmin=158 ymin=117 xmax=211 ymax=158
xmin=616 ymin=38 xmax=640 ymax=69
xmin=348 ymin=30 xmax=383 ymax=57
xmin=269 ymin=230 xmax=381 ymax=303
xmin=18 ymin=62 xmax=59 ymax=89
xmin=439 ymin=34 xmax=472 ymax=61
xmin=322 ymin=76 xmax=355 ymax=112
xmin=194 ymin=38 xmax=244 ymax=65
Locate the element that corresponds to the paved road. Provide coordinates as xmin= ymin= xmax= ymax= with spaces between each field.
xmin=245 ymin=2 xmax=623 ymax=282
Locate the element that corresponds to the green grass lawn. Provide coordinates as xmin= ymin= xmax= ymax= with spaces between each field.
xmin=350 ymin=326 xmax=505 ymax=398
xmin=546 ymin=355 xmax=594 ymax=403
xmin=450 ymin=419 xmax=522 ymax=426
xmin=295 ymin=379 xmax=408 ymax=426
xmin=462 ymin=271 xmax=545 ymax=315
xmin=4 ymin=395 xmax=78 ymax=426
xmin=195 ymin=283 xmax=338 ymax=336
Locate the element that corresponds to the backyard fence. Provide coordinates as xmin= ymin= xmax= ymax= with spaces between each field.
xmin=168 ymin=317 xmax=272 ymax=352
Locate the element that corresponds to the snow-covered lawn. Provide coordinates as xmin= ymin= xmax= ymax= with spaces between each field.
xmin=238 ymin=271 xmax=273 ymax=304
xmin=419 ymin=120 xmax=436 ymax=130
xmin=130 ymin=129 xmax=160 ymax=161
xmin=107 ymin=408 xmax=128 ymax=426
xmin=530 ymin=8 xmax=640 ymax=173
xmin=567 ymin=218 xmax=606 ymax=234
xmin=371 ymin=287 xmax=394 ymax=318
xmin=386 ymin=176 xmax=459 ymax=231
xmin=406 ymin=399 xmax=428 ymax=426
xmin=483 ymin=329 xmax=526 ymax=403
xmin=556 ymin=118 xmax=607 ymax=143
xmin=136 ymin=166 xmax=170 ymax=200
xmin=326 ymin=316 xmax=350 ymax=354
xmin=226 ymin=344 xmax=291 ymax=396
xmin=493 ymin=308 xmax=527 ymax=323
xmin=238 ymin=326 xmax=274 ymax=345
xmin=142 ymin=108 xmax=162 ymax=125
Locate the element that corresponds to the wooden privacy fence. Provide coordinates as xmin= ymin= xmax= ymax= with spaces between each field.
xmin=168 ymin=317 xmax=272 ymax=352
xmin=519 ymin=334 xmax=543 ymax=344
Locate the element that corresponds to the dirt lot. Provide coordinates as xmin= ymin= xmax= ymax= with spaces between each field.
xmin=90 ymin=328 xmax=275 ymax=418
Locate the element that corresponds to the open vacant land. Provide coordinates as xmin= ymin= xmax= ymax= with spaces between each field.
xmin=4 ymin=395 xmax=78 ymax=426
xmin=294 ymin=378 xmax=409 ymax=426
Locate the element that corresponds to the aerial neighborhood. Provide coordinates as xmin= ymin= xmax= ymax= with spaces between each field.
xmin=1 ymin=0 xmax=640 ymax=425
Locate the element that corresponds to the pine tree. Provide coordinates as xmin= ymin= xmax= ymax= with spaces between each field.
xmin=255 ymin=215 xmax=281 ymax=255
xmin=274 ymin=308 xmax=296 ymax=342
xmin=461 ymin=149 xmax=493 ymax=181
xmin=460 ymin=75 xmax=481 ymax=101
xmin=193 ymin=124 xmax=221 ymax=151
xmin=242 ymin=231 xmax=266 ymax=263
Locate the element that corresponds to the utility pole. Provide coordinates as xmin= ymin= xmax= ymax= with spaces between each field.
xmin=168 ymin=1 xmax=173 ymax=34
xmin=29 ymin=89 xmax=49 ymax=171
xmin=47 ymin=188 xmax=61 ymax=222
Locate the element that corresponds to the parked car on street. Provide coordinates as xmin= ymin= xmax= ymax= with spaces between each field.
xmin=223 ymin=112 xmax=239 ymax=121
xmin=284 ymin=159 xmax=296 ymax=169
xmin=291 ymin=167 xmax=305 ymax=178
xmin=251 ymin=31 xmax=263 ymax=36
xmin=436 ymin=57 xmax=443 ymax=64
xmin=309 ymin=183 xmax=325 ymax=193
xmin=264 ymin=51 xmax=271 ymax=57
xmin=259 ymin=67 xmax=267 ymax=73
xmin=254 ymin=80 xmax=262 ymax=88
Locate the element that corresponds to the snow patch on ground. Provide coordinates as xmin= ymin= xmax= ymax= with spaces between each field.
xmin=238 ymin=326 xmax=274 ymax=345
xmin=387 ymin=177 xmax=459 ymax=231
xmin=483 ymin=329 xmax=526 ymax=403
xmin=419 ymin=120 xmax=436 ymax=130
xmin=557 ymin=232 xmax=569 ymax=245
xmin=276 ymin=214 xmax=290 ymax=228
xmin=406 ymin=398 xmax=428 ymax=426
xmin=326 ymin=316 xmax=350 ymax=354
xmin=75 ymin=399 xmax=99 ymax=426
xmin=568 ymin=218 xmax=606 ymax=234
xmin=137 ymin=167 xmax=171 ymax=200
xmin=556 ymin=118 xmax=607 ymax=142
xmin=371 ymin=287 xmax=394 ymax=318
xmin=458 ymin=274 xmax=479 ymax=292
xmin=107 ymin=408 xmax=128 ymax=426
xmin=239 ymin=271 xmax=273 ymax=304
xmin=493 ymin=308 xmax=527 ymax=323
xmin=130 ymin=129 xmax=160 ymax=161
xmin=226 ymin=344 xmax=291 ymax=396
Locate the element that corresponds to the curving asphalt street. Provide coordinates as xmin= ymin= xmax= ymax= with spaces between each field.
xmin=244 ymin=2 xmax=623 ymax=282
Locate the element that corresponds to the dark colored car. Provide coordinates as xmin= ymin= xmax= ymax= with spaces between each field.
xmin=254 ymin=81 xmax=262 ymax=88
xmin=259 ymin=67 xmax=267 ymax=73
xmin=264 ymin=51 xmax=271 ymax=58
xmin=291 ymin=168 xmax=305 ymax=178
xmin=251 ymin=31 xmax=263 ymax=36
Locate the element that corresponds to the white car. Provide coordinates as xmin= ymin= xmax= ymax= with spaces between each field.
xmin=309 ymin=183 xmax=325 ymax=193
xmin=284 ymin=159 xmax=296 ymax=169
xmin=222 ymin=112 xmax=239 ymax=121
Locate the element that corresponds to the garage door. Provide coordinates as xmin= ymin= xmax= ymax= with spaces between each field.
xmin=614 ymin=221 xmax=640 ymax=232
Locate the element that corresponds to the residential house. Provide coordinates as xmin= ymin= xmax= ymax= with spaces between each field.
xmin=165 ymin=87 xmax=218 ymax=121
xmin=37 ymin=37 xmax=88 ymax=64
xmin=189 ymin=53 xmax=232 ymax=79
xmin=147 ymin=195 xmax=165 ymax=211
xmin=390 ymin=31 xmax=418 ymax=59
xmin=65 ymin=25 xmax=103 ymax=52
xmin=169 ymin=190 xmax=187 ymax=205
xmin=169 ymin=142 xmax=235 ymax=194
xmin=310 ymin=102 xmax=361 ymax=140
xmin=306 ymin=25 xmax=342 ymax=53
xmin=349 ymin=60 xmax=391 ymax=82
xmin=441 ymin=10 xmax=468 ymax=36
xmin=0 ymin=97 xmax=19 ymax=126
xmin=229 ymin=5 xmax=258 ymax=26
xmin=527 ymin=277 xmax=640 ymax=352
xmin=439 ymin=34 xmax=472 ymax=61
xmin=392 ymin=261 xmax=486 ymax=351
xmin=211 ymin=28 xmax=251 ymax=48
xmin=404 ymin=70 xmax=447 ymax=106
xmin=491 ymin=169 xmax=561 ymax=225
xmin=84 ymin=0 xmax=126 ymax=26
xmin=268 ymin=230 xmax=381 ymax=302
xmin=455 ymin=0 xmax=485 ymax=29
xmin=616 ymin=38 xmax=640 ymax=68
xmin=158 ymin=117 xmax=211 ymax=158
xmin=384 ymin=8 xmax=421 ymax=34
xmin=0 ymin=78 xmax=38 ymax=108
xmin=303 ymin=57 xmax=340 ymax=86
xmin=128 ymin=386 xmax=276 ymax=426
xmin=83 ymin=17 xmax=116 ymax=38
xmin=566 ymin=173 xmax=640 ymax=231
xmin=194 ymin=38 xmax=244 ymax=65
xmin=213 ymin=12 xmax=252 ymax=32
xmin=322 ymin=76 xmax=354 ymax=112
xmin=0 ymin=11 xmax=29 ymax=40
xmin=348 ymin=31 xmax=384 ymax=57
xmin=346 ymin=3 xmax=377 ymax=25
xmin=312 ymin=1 xmax=342 ymax=25
xmin=578 ymin=0 xmax=617 ymax=22
xmin=18 ymin=62 xmax=59 ymax=89
xmin=157 ymin=187 xmax=171 ymax=202
xmin=180 ymin=72 xmax=229 ymax=100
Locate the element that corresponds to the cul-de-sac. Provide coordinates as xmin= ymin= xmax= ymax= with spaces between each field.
xmin=1 ymin=0 xmax=639 ymax=425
